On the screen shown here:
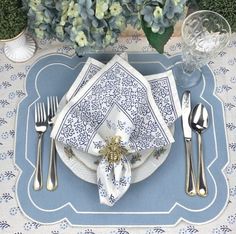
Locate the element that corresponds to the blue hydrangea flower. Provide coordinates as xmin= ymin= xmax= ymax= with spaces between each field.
xmin=140 ymin=0 xmax=186 ymax=34
xmin=95 ymin=0 xmax=109 ymax=19
xmin=24 ymin=0 xmax=186 ymax=53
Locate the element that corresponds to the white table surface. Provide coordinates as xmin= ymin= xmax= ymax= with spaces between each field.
xmin=0 ymin=32 xmax=236 ymax=234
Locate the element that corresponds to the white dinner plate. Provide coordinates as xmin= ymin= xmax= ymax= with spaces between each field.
xmin=55 ymin=96 xmax=174 ymax=184
xmin=55 ymin=96 xmax=155 ymax=169
xmin=56 ymin=139 xmax=172 ymax=184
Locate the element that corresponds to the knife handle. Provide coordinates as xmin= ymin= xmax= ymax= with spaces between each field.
xmin=185 ymin=139 xmax=196 ymax=196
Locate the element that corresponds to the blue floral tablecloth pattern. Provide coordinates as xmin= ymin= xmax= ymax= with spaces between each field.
xmin=0 ymin=33 xmax=236 ymax=233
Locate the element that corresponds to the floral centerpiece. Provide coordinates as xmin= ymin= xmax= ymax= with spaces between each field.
xmin=24 ymin=0 xmax=186 ymax=54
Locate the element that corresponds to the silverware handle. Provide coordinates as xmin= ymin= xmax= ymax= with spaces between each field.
xmin=46 ymin=138 xmax=58 ymax=191
xmin=197 ymin=132 xmax=207 ymax=196
xmin=34 ymin=133 xmax=43 ymax=190
xmin=185 ymin=139 xmax=196 ymax=196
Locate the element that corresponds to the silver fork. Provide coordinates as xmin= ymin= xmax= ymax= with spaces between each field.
xmin=46 ymin=96 xmax=58 ymax=191
xmin=34 ymin=102 xmax=47 ymax=190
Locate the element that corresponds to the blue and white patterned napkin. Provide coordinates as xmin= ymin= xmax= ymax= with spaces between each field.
xmin=146 ymin=70 xmax=181 ymax=125
xmin=51 ymin=54 xmax=176 ymax=206
xmin=66 ymin=52 xmax=128 ymax=102
xmin=65 ymin=57 xmax=104 ymax=102
xmin=66 ymin=55 xmax=181 ymax=126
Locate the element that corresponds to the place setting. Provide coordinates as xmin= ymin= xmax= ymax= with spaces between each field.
xmin=14 ymin=10 xmax=231 ymax=226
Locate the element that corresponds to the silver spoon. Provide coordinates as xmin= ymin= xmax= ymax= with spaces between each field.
xmin=190 ymin=103 xmax=209 ymax=197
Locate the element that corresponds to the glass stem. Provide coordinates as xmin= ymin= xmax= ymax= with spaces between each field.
xmin=182 ymin=62 xmax=196 ymax=74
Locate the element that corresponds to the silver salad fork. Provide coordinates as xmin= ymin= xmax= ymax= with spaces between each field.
xmin=34 ymin=102 xmax=47 ymax=191
xmin=46 ymin=96 xmax=59 ymax=191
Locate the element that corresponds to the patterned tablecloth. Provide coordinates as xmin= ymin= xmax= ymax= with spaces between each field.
xmin=0 ymin=33 xmax=236 ymax=234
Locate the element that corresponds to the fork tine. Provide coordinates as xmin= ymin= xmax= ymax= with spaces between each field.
xmin=41 ymin=103 xmax=44 ymax=122
xmin=56 ymin=96 xmax=58 ymax=108
xmin=38 ymin=103 xmax=42 ymax=123
xmin=50 ymin=97 xmax=54 ymax=116
xmin=35 ymin=103 xmax=38 ymax=123
xmin=37 ymin=103 xmax=41 ymax=123
xmin=47 ymin=97 xmax=50 ymax=116
xmin=42 ymin=103 xmax=46 ymax=122
xmin=48 ymin=96 xmax=51 ymax=116
xmin=51 ymin=96 xmax=54 ymax=116
xmin=53 ymin=96 xmax=57 ymax=115
xmin=38 ymin=103 xmax=41 ymax=122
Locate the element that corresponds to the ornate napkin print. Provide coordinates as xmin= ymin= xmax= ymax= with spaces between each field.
xmin=66 ymin=52 xmax=128 ymax=102
xmin=66 ymin=57 xmax=104 ymax=102
xmin=51 ymin=54 xmax=174 ymax=206
xmin=145 ymin=71 xmax=182 ymax=126
xmin=66 ymin=55 xmax=181 ymax=126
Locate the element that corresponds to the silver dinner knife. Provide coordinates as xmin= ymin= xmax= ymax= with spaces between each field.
xmin=182 ymin=91 xmax=196 ymax=196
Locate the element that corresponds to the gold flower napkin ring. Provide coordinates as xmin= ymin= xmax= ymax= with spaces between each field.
xmin=99 ymin=136 xmax=128 ymax=163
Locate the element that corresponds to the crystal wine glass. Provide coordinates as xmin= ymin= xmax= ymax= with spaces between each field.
xmin=174 ymin=10 xmax=231 ymax=88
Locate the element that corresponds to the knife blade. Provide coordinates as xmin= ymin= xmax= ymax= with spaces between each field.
xmin=181 ymin=91 xmax=196 ymax=196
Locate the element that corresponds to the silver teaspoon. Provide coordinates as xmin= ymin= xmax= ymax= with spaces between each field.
xmin=190 ymin=103 xmax=209 ymax=197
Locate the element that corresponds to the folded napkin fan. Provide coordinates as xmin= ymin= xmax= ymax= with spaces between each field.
xmin=66 ymin=52 xmax=128 ymax=102
xmin=52 ymin=54 xmax=180 ymax=206
xmin=66 ymin=54 xmax=181 ymax=126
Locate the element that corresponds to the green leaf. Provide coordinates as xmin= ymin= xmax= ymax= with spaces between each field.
xmin=141 ymin=19 xmax=174 ymax=54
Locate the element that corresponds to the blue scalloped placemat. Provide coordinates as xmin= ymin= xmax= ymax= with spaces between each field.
xmin=15 ymin=53 xmax=229 ymax=226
